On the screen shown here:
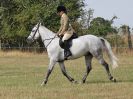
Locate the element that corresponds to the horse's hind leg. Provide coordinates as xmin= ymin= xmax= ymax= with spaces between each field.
xmin=97 ymin=56 xmax=116 ymax=82
xmin=59 ymin=62 xmax=75 ymax=83
xmin=82 ymin=53 xmax=93 ymax=83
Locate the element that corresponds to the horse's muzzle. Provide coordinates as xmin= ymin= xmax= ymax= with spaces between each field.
xmin=26 ymin=38 xmax=33 ymax=44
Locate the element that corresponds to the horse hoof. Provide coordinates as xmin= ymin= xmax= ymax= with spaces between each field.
xmin=41 ymin=83 xmax=44 ymax=86
xmin=71 ymin=80 xmax=79 ymax=84
xmin=72 ymin=80 xmax=78 ymax=84
xmin=110 ymin=77 xmax=116 ymax=82
xmin=78 ymin=81 xmax=84 ymax=84
xmin=41 ymin=81 xmax=47 ymax=86
xmin=113 ymin=78 xmax=117 ymax=82
xmin=41 ymin=82 xmax=45 ymax=86
xmin=82 ymin=80 xmax=86 ymax=84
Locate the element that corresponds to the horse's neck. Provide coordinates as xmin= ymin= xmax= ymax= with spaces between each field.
xmin=40 ymin=26 xmax=55 ymax=38
xmin=39 ymin=26 xmax=57 ymax=47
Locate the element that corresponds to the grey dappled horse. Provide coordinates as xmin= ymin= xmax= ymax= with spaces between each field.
xmin=27 ymin=23 xmax=118 ymax=86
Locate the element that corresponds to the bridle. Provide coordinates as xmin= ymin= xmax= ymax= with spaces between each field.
xmin=29 ymin=22 xmax=40 ymax=42
xmin=30 ymin=23 xmax=58 ymax=48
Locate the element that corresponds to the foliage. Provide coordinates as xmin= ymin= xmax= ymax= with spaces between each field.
xmin=80 ymin=8 xmax=94 ymax=29
xmin=106 ymin=34 xmax=125 ymax=47
xmin=88 ymin=17 xmax=116 ymax=37
xmin=0 ymin=0 xmax=84 ymax=48
xmin=1 ymin=0 xmax=130 ymax=49
xmin=120 ymin=25 xmax=132 ymax=49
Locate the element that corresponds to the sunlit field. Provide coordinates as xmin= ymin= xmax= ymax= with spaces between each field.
xmin=0 ymin=51 xmax=133 ymax=99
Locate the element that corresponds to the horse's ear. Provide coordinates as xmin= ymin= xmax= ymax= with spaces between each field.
xmin=36 ymin=22 xmax=41 ymax=27
xmin=38 ymin=20 xmax=42 ymax=26
xmin=38 ymin=22 xmax=41 ymax=26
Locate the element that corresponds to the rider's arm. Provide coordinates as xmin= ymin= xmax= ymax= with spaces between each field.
xmin=60 ymin=14 xmax=69 ymax=35
xmin=57 ymin=25 xmax=63 ymax=35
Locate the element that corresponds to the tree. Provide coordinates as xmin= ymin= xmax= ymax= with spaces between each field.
xmin=121 ymin=25 xmax=132 ymax=49
xmin=59 ymin=0 xmax=84 ymax=21
xmin=88 ymin=17 xmax=115 ymax=37
xmin=0 ymin=0 xmax=84 ymax=48
xmin=110 ymin=15 xmax=118 ymax=24
xmin=80 ymin=8 xmax=94 ymax=29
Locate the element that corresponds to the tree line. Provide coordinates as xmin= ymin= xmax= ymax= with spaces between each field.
xmin=0 ymin=0 xmax=85 ymax=49
xmin=0 ymin=0 xmax=132 ymax=50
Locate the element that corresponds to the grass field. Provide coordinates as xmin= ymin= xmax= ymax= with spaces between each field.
xmin=0 ymin=51 xmax=133 ymax=99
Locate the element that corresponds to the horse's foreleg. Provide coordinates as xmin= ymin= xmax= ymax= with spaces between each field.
xmin=82 ymin=54 xmax=93 ymax=83
xmin=59 ymin=62 xmax=75 ymax=83
xmin=41 ymin=60 xmax=56 ymax=86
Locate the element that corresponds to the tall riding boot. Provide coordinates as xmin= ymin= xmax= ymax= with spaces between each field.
xmin=64 ymin=40 xmax=72 ymax=59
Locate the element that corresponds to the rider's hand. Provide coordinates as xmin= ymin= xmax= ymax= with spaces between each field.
xmin=57 ymin=34 xmax=60 ymax=37
xmin=57 ymin=32 xmax=60 ymax=37
xmin=57 ymin=33 xmax=63 ymax=38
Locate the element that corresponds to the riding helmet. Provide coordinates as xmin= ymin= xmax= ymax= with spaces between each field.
xmin=57 ymin=5 xmax=67 ymax=13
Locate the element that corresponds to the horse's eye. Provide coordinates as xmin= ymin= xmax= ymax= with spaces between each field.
xmin=32 ymin=30 xmax=35 ymax=32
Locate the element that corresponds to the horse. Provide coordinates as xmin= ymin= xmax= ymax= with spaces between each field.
xmin=27 ymin=23 xmax=118 ymax=86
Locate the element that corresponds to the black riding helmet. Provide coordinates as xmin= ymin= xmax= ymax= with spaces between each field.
xmin=57 ymin=5 xmax=67 ymax=13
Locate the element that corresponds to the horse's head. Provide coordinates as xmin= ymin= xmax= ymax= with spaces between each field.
xmin=27 ymin=23 xmax=41 ymax=44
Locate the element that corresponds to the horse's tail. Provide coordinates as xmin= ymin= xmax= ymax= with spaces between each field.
xmin=99 ymin=37 xmax=118 ymax=69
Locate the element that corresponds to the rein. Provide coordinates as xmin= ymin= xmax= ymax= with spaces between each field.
xmin=43 ymin=34 xmax=58 ymax=48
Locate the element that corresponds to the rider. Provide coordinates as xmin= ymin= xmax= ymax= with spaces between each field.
xmin=57 ymin=5 xmax=75 ymax=59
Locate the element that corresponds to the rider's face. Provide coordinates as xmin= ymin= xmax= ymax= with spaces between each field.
xmin=57 ymin=11 xmax=64 ymax=17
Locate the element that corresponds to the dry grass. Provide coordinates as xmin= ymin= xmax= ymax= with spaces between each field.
xmin=0 ymin=51 xmax=133 ymax=99
xmin=0 ymin=50 xmax=43 ymax=57
xmin=0 ymin=50 xmax=32 ymax=57
xmin=112 ymin=48 xmax=133 ymax=56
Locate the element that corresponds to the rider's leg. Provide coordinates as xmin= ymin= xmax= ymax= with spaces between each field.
xmin=62 ymin=33 xmax=73 ymax=59
xmin=62 ymin=33 xmax=73 ymax=42
xmin=64 ymin=40 xmax=72 ymax=58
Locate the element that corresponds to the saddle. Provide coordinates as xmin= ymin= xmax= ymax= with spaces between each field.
xmin=59 ymin=33 xmax=78 ymax=49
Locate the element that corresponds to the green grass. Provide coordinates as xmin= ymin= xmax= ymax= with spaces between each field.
xmin=0 ymin=52 xmax=133 ymax=99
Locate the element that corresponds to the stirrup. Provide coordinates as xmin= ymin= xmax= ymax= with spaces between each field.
xmin=64 ymin=50 xmax=72 ymax=60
